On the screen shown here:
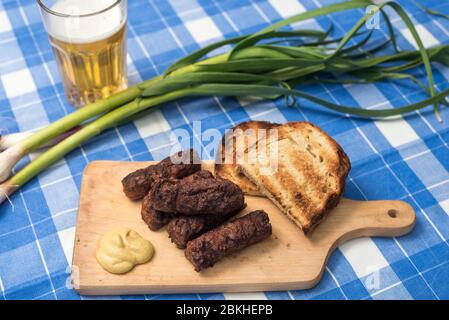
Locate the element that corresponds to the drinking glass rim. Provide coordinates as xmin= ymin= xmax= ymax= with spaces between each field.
xmin=37 ymin=0 xmax=123 ymax=18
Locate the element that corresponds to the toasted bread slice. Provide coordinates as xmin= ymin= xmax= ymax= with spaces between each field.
xmin=239 ymin=122 xmax=351 ymax=234
xmin=215 ymin=121 xmax=280 ymax=196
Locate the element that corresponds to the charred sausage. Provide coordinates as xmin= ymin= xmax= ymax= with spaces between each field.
xmin=121 ymin=149 xmax=201 ymax=200
xmin=149 ymin=170 xmax=245 ymax=216
xmin=141 ymin=194 xmax=175 ymax=231
xmin=167 ymin=204 xmax=245 ymax=249
xmin=184 ymin=210 xmax=272 ymax=271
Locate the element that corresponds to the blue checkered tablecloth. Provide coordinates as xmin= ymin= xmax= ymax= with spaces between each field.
xmin=0 ymin=0 xmax=449 ymax=300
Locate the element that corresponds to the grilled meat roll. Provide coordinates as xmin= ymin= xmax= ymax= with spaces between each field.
xmin=184 ymin=210 xmax=272 ymax=271
xmin=149 ymin=170 xmax=244 ymax=216
xmin=122 ymin=149 xmax=201 ymax=200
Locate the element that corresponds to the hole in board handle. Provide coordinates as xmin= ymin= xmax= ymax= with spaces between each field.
xmin=388 ymin=209 xmax=398 ymax=218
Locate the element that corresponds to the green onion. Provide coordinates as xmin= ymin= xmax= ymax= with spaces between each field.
xmin=0 ymin=53 xmax=229 ymax=185
xmin=415 ymin=1 xmax=449 ymax=21
xmin=0 ymin=30 xmax=324 ymax=185
xmin=0 ymin=89 xmax=191 ymax=201
xmin=0 ymin=145 xmax=25 ymax=184
xmin=2 ymin=0 xmax=449 ymax=204
xmin=0 ymin=132 xmax=34 ymax=152
xmin=0 ymin=127 xmax=81 ymax=152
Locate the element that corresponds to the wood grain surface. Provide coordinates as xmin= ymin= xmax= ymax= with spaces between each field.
xmin=72 ymin=161 xmax=415 ymax=295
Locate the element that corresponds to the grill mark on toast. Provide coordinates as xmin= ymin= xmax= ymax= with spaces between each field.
xmin=241 ymin=139 xmax=318 ymax=229
xmin=216 ymin=121 xmax=279 ymax=196
xmin=286 ymin=122 xmax=348 ymax=192
xmin=241 ymin=122 xmax=351 ymax=233
xmin=281 ymin=130 xmax=337 ymax=213
xmin=271 ymin=158 xmax=317 ymax=228
xmin=218 ymin=121 xmax=351 ymax=234
xmin=239 ymin=165 xmax=306 ymax=230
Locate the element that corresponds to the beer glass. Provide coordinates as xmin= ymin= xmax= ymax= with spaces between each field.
xmin=38 ymin=0 xmax=128 ymax=108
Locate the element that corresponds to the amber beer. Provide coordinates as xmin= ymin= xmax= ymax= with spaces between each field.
xmin=38 ymin=0 xmax=128 ymax=108
xmin=48 ymin=24 xmax=127 ymax=107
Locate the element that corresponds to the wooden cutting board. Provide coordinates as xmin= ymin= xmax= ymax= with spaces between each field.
xmin=72 ymin=161 xmax=415 ymax=295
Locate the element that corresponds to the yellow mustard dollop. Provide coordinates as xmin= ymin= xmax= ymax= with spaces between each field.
xmin=96 ymin=227 xmax=154 ymax=274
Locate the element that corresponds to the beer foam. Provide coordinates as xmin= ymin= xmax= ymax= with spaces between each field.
xmin=47 ymin=0 xmax=124 ymax=43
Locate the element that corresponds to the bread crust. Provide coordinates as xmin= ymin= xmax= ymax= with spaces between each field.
xmin=215 ymin=121 xmax=280 ymax=196
xmin=217 ymin=121 xmax=351 ymax=234
xmin=280 ymin=122 xmax=350 ymax=233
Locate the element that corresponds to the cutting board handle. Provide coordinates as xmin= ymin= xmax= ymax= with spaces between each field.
xmin=313 ymin=199 xmax=416 ymax=245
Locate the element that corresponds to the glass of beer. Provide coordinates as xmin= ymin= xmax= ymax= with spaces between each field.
xmin=38 ymin=0 xmax=128 ymax=108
